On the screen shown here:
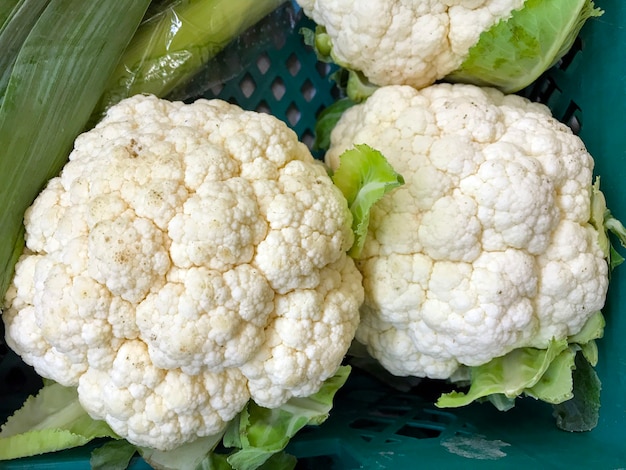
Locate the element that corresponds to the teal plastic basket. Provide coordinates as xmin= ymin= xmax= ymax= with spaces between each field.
xmin=1 ymin=1 xmax=625 ymax=468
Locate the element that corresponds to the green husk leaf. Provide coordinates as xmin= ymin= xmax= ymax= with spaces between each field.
xmin=343 ymin=69 xmax=378 ymax=103
xmin=567 ymin=310 xmax=605 ymax=346
xmin=0 ymin=0 xmax=50 ymax=104
xmin=138 ymin=433 xmax=225 ymax=470
xmin=0 ymin=0 xmax=151 ymax=300
xmin=90 ymin=440 xmax=138 ymax=470
xmin=256 ymin=452 xmax=297 ymax=470
xmin=224 ymin=366 xmax=351 ymax=470
xmin=552 ymin=352 xmax=602 ymax=432
xmin=485 ymin=394 xmax=516 ymax=412
xmin=0 ymin=0 xmax=23 ymax=27
xmin=545 ymin=314 xmax=604 ymax=431
xmin=200 ymin=451 xmax=297 ymax=470
xmin=447 ymin=0 xmax=603 ymax=93
xmin=93 ymin=0 xmax=287 ymax=118
xmin=300 ymin=25 xmax=377 ymax=104
xmin=579 ymin=340 xmax=599 ymax=367
xmin=608 ymin=245 xmax=625 ymax=270
xmin=330 ymin=145 xmax=404 ymax=258
xmin=312 ymin=97 xmax=355 ymax=151
xmin=524 ymin=347 xmax=576 ymax=404
xmin=300 ymin=25 xmax=333 ymax=63
xmin=436 ymin=339 xmax=570 ymax=408
xmin=438 ymin=312 xmax=606 ymax=427
xmin=590 ymin=177 xmax=610 ymax=256
xmin=0 ymin=382 xmax=117 ymax=460
xmin=590 ymin=177 xmax=626 ymax=270
xmin=199 ymin=453 xmax=233 ymax=470
xmin=0 ymin=430 xmax=97 ymax=461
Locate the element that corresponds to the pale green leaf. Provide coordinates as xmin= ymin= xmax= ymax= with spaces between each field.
xmin=331 ymin=145 xmax=404 ymax=258
xmin=447 ymin=0 xmax=603 ymax=93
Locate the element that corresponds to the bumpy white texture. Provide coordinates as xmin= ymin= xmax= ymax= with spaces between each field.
xmin=3 ymin=95 xmax=363 ymax=451
xmin=325 ymin=84 xmax=608 ymax=379
xmin=296 ymin=0 xmax=526 ymax=89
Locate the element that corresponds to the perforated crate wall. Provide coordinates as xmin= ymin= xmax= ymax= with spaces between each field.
xmin=197 ymin=8 xmax=340 ymax=158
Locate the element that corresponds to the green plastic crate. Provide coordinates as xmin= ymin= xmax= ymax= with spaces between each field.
xmin=1 ymin=1 xmax=625 ymax=468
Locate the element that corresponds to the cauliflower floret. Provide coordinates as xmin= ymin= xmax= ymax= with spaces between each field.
xmin=296 ymin=0 xmax=525 ymax=89
xmin=326 ymin=84 xmax=608 ymax=379
xmin=3 ymin=95 xmax=363 ymax=451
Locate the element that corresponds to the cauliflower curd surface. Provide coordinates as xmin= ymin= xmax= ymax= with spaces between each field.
xmin=326 ymin=84 xmax=608 ymax=379
xmin=3 ymin=94 xmax=363 ymax=450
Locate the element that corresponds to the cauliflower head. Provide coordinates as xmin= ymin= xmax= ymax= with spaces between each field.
xmin=296 ymin=0 xmax=525 ymax=89
xmin=325 ymin=84 xmax=608 ymax=379
xmin=3 ymin=94 xmax=363 ymax=450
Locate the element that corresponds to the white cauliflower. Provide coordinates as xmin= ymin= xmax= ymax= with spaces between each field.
xmin=2 ymin=94 xmax=363 ymax=451
xmin=296 ymin=0 xmax=603 ymax=93
xmin=297 ymin=0 xmax=525 ymax=89
xmin=325 ymin=84 xmax=609 ymax=379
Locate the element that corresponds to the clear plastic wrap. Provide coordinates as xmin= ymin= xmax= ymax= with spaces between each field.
xmin=95 ymin=0 xmax=292 ymax=115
